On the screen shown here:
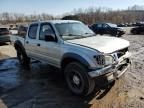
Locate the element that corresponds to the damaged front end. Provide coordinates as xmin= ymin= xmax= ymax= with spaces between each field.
xmin=88 ymin=47 xmax=131 ymax=84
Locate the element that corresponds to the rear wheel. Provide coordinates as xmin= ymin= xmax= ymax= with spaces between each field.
xmin=132 ymin=30 xmax=137 ymax=35
xmin=100 ymin=33 xmax=103 ymax=35
xmin=64 ymin=62 xmax=95 ymax=96
xmin=16 ymin=47 xmax=30 ymax=67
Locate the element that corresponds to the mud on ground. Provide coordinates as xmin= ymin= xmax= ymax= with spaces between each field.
xmin=0 ymin=34 xmax=144 ymax=108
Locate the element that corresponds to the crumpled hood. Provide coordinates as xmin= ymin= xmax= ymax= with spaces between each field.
xmin=67 ymin=35 xmax=130 ymax=53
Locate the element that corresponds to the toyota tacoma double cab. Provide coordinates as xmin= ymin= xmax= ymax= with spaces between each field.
xmin=11 ymin=20 xmax=131 ymax=96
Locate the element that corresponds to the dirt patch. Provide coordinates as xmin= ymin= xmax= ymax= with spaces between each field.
xmin=0 ymin=44 xmax=16 ymax=60
xmin=89 ymin=34 xmax=144 ymax=108
xmin=0 ymin=53 xmax=9 ymax=60
xmin=85 ymin=34 xmax=144 ymax=108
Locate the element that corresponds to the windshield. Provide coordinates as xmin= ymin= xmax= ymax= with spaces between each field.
xmin=108 ymin=23 xmax=117 ymax=27
xmin=55 ymin=22 xmax=95 ymax=40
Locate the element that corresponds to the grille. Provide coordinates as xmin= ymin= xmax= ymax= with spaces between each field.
xmin=116 ymin=47 xmax=128 ymax=58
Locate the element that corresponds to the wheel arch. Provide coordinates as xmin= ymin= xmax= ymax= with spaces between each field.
xmin=61 ymin=53 xmax=90 ymax=71
xmin=14 ymin=40 xmax=30 ymax=65
xmin=14 ymin=40 xmax=25 ymax=52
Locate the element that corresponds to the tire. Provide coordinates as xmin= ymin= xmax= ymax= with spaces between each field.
xmin=113 ymin=31 xmax=118 ymax=37
xmin=132 ymin=30 xmax=137 ymax=35
xmin=16 ymin=47 xmax=30 ymax=66
xmin=64 ymin=62 xmax=95 ymax=96
xmin=100 ymin=33 xmax=103 ymax=35
xmin=117 ymin=32 xmax=122 ymax=37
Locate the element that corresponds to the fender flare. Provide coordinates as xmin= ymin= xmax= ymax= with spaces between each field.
xmin=14 ymin=40 xmax=26 ymax=54
xmin=61 ymin=53 xmax=90 ymax=69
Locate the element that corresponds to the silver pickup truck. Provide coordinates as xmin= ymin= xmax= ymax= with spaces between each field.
xmin=11 ymin=20 xmax=131 ymax=96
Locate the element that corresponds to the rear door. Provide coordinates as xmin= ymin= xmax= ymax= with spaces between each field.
xmin=25 ymin=24 xmax=40 ymax=59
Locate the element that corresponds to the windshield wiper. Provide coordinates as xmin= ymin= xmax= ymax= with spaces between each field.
xmin=60 ymin=33 xmax=83 ymax=36
xmin=60 ymin=33 xmax=95 ymax=40
xmin=84 ymin=33 xmax=96 ymax=36
xmin=60 ymin=34 xmax=87 ymax=40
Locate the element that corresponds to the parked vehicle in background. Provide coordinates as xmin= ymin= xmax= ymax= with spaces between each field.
xmin=9 ymin=24 xmax=14 ymax=30
xmin=90 ymin=23 xmax=125 ymax=37
xmin=0 ymin=27 xmax=11 ymax=42
xmin=17 ymin=25 xmax=28 ymax=37
xmin=11 ymin=20 xmax=131 ymax=96
xmin=134 ymin=22 xmax=144 ymax=27
xmin=9 ymin=24 xmax=18 ymax=30
xmin=117 ymin=23 xmax=127 ymax=27
xmin=131 ymin=26 xmax=144 ymax=35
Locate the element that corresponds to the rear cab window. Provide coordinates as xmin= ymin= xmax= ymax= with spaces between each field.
xmin=28 ymin=24 xmax=38 ymax=39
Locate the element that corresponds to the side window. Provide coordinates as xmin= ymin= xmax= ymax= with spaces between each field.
xmin=28 ymin=24 xmax=38 ymax=39
xmin=97 ymin=24 xmax=102 ymax=28
xmin=103 ymin=24 xmax=109 ymax=28
xmin=39 ymin=24 xmax=55 ymax=40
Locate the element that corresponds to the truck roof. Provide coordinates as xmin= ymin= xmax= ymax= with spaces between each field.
xmin=31 ymin=20 xmax=81 ymax=24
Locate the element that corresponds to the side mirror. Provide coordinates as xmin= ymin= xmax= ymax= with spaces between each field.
xmin=45 ymin=34 xmax=55 ymax=42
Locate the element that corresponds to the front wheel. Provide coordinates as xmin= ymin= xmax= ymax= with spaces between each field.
xmin=117 ymin=32 xmax=122 ymax=37
xmin=64 ymin=62 xmax=95 ymax=96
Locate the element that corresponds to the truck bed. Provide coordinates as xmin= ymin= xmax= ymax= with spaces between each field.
xmin=10 ymin=35 xmax=25 ymax=45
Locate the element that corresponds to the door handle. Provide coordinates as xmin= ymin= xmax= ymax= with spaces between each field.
xmin=37 ymin=43 xmax=40 ymax=46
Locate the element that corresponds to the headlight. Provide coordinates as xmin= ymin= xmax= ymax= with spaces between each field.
xmin=94 ymin=54 xmax=115 ymax=66
xmin=94 ymin=55 xmax=105 ymax=65
xmin=104 ymin=55 xmax=115 ymax=65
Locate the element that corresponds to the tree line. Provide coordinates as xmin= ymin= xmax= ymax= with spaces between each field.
xmin=0 ymin=13 xmax=55 ymax=24
xmin=0 ymin=5 xmax=144 ymax=25
xmin=63 ymin=5 xmax=144 ymax=24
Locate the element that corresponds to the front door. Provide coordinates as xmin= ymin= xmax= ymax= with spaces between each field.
xmin=36 ymin=23 xmax=62 ymax=67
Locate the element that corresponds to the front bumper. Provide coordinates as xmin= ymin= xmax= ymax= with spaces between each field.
xmin=118 ymin=30 xmax=125 ymax=36
xmin=88 ymin=52 xmax=131 ymax=82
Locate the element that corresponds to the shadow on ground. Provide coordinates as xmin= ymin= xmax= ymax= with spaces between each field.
xmin=0 ymin=42 xmax=9 ymax=46
xmin=0 ymin=58 xmax=115 ymax=108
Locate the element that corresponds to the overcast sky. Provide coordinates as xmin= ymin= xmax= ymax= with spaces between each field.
xmin=0 ymin=0 xmax=144 ymax=15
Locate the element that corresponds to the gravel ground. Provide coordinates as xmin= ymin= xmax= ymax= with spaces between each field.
xmin=0 ymin=33 xmax=144 ymax=108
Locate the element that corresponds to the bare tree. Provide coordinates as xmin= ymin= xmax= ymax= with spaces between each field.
xmin=0 ymin=5 xmax=144 ymax=25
